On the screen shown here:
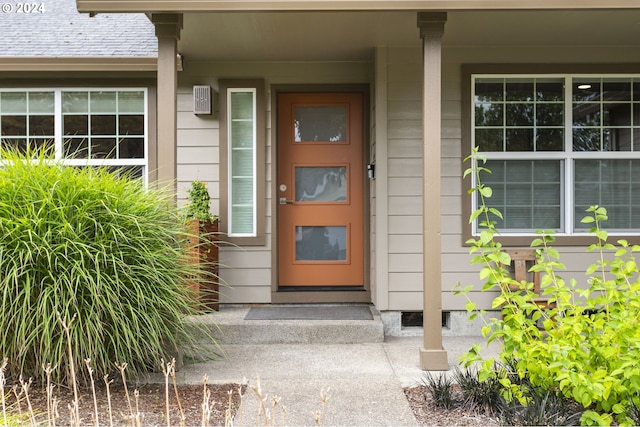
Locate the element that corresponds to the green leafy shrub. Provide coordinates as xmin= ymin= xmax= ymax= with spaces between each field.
xmin=0 ymin=148 xmax=212 ymax=385
xmin=184 ymin=180 xmax=217 ymax=223
xmin=457 ymin=148 xmax=640 ymax=426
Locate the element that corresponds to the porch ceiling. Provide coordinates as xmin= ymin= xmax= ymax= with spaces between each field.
xmin=177 ymin=10 xmax=640 ymax=62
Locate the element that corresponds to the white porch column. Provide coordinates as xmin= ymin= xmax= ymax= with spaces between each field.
xmin=417 ymin=11 xmax=449 ymax=371
xmin=151 ymin=13 xmax=182 ymax=193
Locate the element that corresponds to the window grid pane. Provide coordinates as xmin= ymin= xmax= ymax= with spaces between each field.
xmin=62 ymin=90 xmax=145 ymax=160
xmin=574 ymin=159 xmax=640 ymax=231
xmin=573 ymin=78 xmax=637 ymax=152
xmin=474 ymin=77 xmax=565 ymax=153
xmin=481 ymin=160 xmax=562 ymax=232
xmin=0 ymin=92 xmax=55 ymax=153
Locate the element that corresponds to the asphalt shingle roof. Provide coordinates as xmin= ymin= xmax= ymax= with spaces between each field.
xmin=0 ymin=0 xmax=157 ymax=57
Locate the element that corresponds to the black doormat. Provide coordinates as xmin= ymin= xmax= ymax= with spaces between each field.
xmin=245 ymin=305 xmax=373 ymax=321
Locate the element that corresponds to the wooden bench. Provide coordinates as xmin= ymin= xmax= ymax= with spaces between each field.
xmin=503 ymin=249 xmax=556 ymax=319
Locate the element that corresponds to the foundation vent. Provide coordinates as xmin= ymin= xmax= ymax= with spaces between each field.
xmin=193 ymin=85 xmax=211 ymax=115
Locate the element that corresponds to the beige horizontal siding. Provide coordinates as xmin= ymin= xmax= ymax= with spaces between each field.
xmin=177 ymin=60 xmax=370 ymax=304
xmin=388 ymin=158 xmax=422 ymax=177
xmin=384 ymin=46 xmax=423 ymax=311
xmin=388 ymin=215 xmax=422 ymax=234
xmin=387 ymin=139 xmax=422 ymax=157
xmin=177 ymin=146 xmax=218 ymax=164
xmin=176 ymin=164 xmax=218 ymax=183
xmin=388 ymin=101 xmax=421 ymax=120
xmin=388 ymin=177 xmax=422 ymax=196
xmin=222 ymin=286 xmax=271 ymax=304
xmin=388 ymin=120 xmax=422 ymax=139
xmin=389 ymin=253 xmax=423 ymax=272
xmin=388 ymin=234 xmax=422 ymax=253
xmin=388 ymin=196 xmax=421 ymax=215
xmin=177 ymin=129 xmax=219 ymax=146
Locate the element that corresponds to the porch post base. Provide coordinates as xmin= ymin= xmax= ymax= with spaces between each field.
xmin=419 ymin=347 xmax=449 ymax=371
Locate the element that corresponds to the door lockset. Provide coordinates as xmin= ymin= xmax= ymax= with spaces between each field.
xmin=279 ymin=197 xmax=293 ymax=205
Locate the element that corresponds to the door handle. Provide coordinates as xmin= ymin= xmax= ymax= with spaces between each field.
xmin=279 ymin=197 xmax=293 ymax=205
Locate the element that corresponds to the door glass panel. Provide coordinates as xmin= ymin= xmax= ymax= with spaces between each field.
xmin=294 ymin=106 xmax=347 ymax=142
xmin=295 ymin=166 xmax=347 ymax=202
xmin=295 ymin=226 xmax=347 ymax=261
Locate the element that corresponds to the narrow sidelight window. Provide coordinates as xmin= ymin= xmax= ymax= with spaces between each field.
xmin=228 ymin=88 xmax=257 ymax=236
xmin=219 ymin=79 xmax=265 ymax=245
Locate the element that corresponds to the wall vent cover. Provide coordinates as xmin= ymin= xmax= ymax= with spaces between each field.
xmin=193 ymin=85 xmax=211 ymax=115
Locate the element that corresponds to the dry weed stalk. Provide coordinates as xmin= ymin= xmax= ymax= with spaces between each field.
xmin=85 ymin=359 xmax=100 ymax=427
xmin=170 ymin=359 xmax=186 ymax=426
xmin=44 ymin=363 xmax=57 ymax=427
xmin=271 ymin=395 xmax=282 ymax=427
xmin=0 ymin=355 xmax=258 ymax=427
xmin=315 ymin=388 xmax=330 ymax=427
xmin=201 ymin=374 xmax=212 ymax=427
xmin=161 ymin=359 xmax=171 ymax=427
xmin=162 ymin=358 xmax=186 ymax=427
xmin=20 ymin=377 xmax=37 ymax=426
xmin=224 ymin=389 xmax=234 ymax=426
xmin=103 ymin=374 xmax=114 ymax=427
xmin=236 ymin=379 xmax=247 ymax=426
xmin=134 ymin=389 xmax=142 ymax=427
xmin=249 ymin=375 xmax=267 ymax=426
xmin=11 ymin=385 xmax=22 ymax=420
xmin=249 ymin=375 xmax=286 ymax=427
xmin=52 ymin=396 xmax=59 ymax=424
xmin=224 ymin=379 xmax=246 ymax=427
xmin=116 ymin=362 xmax=135 ymax=422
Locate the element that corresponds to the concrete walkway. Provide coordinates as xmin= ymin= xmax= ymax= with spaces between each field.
xmin=149 ymin=335 xmax=499 ymax=426
xmin=141 ymin=305 xmax=501 ymax=425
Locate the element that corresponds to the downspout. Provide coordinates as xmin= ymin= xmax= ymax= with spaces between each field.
xmin=417 ymin=11 xmax=449 ymax=371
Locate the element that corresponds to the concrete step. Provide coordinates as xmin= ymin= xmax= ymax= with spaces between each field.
xmin=187 ymin=304 xmax=384 ymax=345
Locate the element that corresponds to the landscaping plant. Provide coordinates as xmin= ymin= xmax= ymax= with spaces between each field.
xmin=456 ymin=148 xmax=640 ymax=426
xmin=498 ymin=378 xmax=584 ymax=427
xmin=452 ymin=365 xmax=504 ymax=414
xmin=184 ymin=180 xmax=217 ymax=224
xmin=182 ymin=180 xmax=221 ymax=311
xmin=421 ymin=372 xmax=455 ymax=410
xmin=0 ymin=147 xmax=212 ymax=385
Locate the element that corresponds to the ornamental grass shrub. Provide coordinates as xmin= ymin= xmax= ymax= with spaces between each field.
xmin=0 ymin=148 xmax=214 ymax=386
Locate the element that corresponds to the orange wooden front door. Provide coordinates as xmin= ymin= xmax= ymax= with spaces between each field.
xmin=277 ymin=92 xmax=364 ymax=288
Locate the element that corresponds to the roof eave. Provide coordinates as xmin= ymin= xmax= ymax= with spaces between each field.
xmin=76 ymin=0 xmax=640 ymax=13
xmin=0 ymin=57 xmax=158 ymax=72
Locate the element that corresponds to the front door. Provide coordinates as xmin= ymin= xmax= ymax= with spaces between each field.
xmin=277 ymin=92 xmax=364 ymax=289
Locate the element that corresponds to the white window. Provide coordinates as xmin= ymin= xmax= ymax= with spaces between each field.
xmin=0 ymin=88 xmax=148 ymax=183
xmin=472 ymin=76 xmax=640 ymax=235
xmin=227 ymin=88 xmax=257 ymax=237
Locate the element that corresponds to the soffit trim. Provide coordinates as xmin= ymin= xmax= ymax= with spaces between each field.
xmin=76 ymin=0 xmax=640 ymax=13
xmin=0 ymin=57 xmax=158 ymax=72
